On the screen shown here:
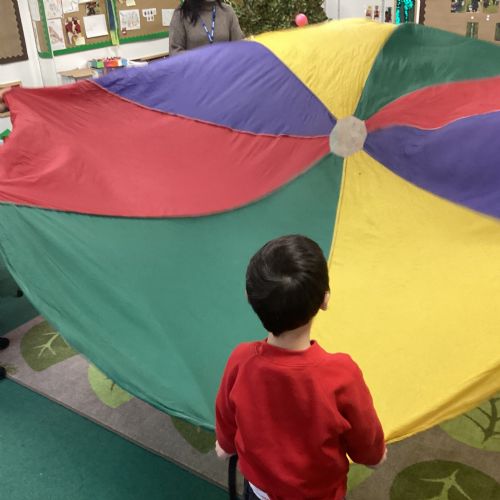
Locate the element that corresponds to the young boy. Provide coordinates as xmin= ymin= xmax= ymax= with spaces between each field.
xmin=215 ymin=235 xmax=386 ymax=500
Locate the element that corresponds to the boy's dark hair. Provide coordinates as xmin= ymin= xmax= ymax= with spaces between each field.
xmin=246 ymin=235 xmax=329 ymax=336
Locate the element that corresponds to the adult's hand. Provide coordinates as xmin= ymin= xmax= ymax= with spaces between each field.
xmin=0 ymin=88 xmax=10 ymax=113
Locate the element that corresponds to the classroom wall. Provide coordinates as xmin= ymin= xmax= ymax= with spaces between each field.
xmin=0 ymin=0 xmax=44 ymax=130
xmin=52 ymin=38 xmax=168 ymax=73
xmin=424 ymin=0 xmax=500 ymax=42
xmin=1 ymin=0 xmax=170 ymax=130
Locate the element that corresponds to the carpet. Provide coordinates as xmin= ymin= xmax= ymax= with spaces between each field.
xmin=0 ymin=378 xmax=226 ymax=500
xmin=1 ymin=318 xmax=499 ymax=499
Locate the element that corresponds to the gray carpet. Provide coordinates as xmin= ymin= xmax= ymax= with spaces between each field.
xmin=0 ymin=318 xmax=228 ymax=489
xmin=1 ymin=318 xmax=499 ymax=499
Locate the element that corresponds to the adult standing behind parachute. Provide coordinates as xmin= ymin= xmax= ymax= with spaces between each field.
xmin=169 ymin=0 xmax=243 ymax=55
xmin=0 ymin=20 xmax=499 ymax=445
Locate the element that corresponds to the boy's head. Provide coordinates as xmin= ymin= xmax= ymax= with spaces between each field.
xmin=246 ymin=235 xmax=330 ymax=336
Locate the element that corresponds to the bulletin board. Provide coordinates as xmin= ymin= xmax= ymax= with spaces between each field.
xmin=115 ymin=0 xmax=177 ymax=43
xmin=0 ymin=0 xmax=28 ymax=63
xmin=423 ymin=0 xmax=500 ymax=43
xmin=31 ymin=0 xmax=114 ymax=57
xmin=33 ymin=19 xmax=50 ymax=54
xmin=27 ymin=0 xmax=177 ymax=57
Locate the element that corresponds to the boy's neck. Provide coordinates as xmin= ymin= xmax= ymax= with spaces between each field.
xmin=267 ymin=322 xmax=312 ymax=351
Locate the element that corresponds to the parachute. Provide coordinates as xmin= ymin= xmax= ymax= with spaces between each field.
xmin=1 ymin=19 xmax=499 ymax=442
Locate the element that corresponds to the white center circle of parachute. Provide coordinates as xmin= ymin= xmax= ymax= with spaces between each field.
xmin=329 ymin=116 xmax=367 ymax=158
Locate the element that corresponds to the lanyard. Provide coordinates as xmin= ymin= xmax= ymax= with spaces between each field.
xmin=200 ymin=6 xmax=216 ymax=44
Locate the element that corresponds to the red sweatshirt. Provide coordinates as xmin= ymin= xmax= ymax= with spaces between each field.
xmin=215 ymin=340 xmax=385 ymax=500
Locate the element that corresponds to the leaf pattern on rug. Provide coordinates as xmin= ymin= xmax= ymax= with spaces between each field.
xmin=88 ymin=364 xmax=133 ymax=409
xmin=171 ymin=416 xmax=215 ymax=454
xmin=20 ymin=321 xmax=77 ymax=371
xmin=390 ymin=460 xmax=500 ymax=500
xmin=440 ymin=394 xmax=500 ymax=451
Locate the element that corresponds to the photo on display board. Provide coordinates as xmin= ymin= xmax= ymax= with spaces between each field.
xmin=44 ymin=0 xmax=63 ymax=19
xmin=119 ymin=9 xmax=141 ymax=30
xmin=47 ymin=18 xmax=66 ymax=50
xmin=65 ymin=16 xmax=85 ymax=45
xmin=162 ymin=8 xmax=174 ymax=26
xmin=482 ymin=0 xmax=499 ymax=13
xmin=451 ymin=0 xmax=466 ymax=12
xmin=83 ymin=14 xmax=108 ymax=37
xmin=62 ymin=0 xmax=79 ymax=13
xmin=28 ymin=0 xmax=41 ymax=20
xmin=466 ymin=20 xmax=479 ymax=37
xmin=85 ymin=0 xmax=100 ymax=15
xmin=465 ymin=0 xmax=480 ymax=11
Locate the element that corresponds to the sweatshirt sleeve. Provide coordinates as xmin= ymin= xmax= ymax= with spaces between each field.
xmin=215 ymin=350 xmax=240 ymax=454
xmin=168 ymin=10 xmax=187 ymax=56
xmin=336 ymin=356 xmax=385 ymax=466
xmin=228 ymin=6 xmax=244 ymax=41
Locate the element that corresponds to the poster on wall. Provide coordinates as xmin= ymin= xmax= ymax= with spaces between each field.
xmin=161 ymin=8 xmax=174 ymax=26
xmin=482 ymin=0 xmax=499 ymax=13
xmin=119 ymin=9 xmax=141 ymax=30
xmin=65 ymin=17 xmax=85 ymax=45
xmin=85 ymin=1 xmax=101 ymax=15
xmin=450 ymin=0 xmax=465 ymax=13
xmin=83 ymin=13 xmax=108 ymax=37
xmin=28 ymin=0 xmax=41 ymax=20
xmin=44 ymin=0 xmax=63 ymax=19
xmin=450 ymin=0 xmax=466 ymax=11
xmin=62 ymin=0 xmax=79 ymax=13
xmin=465 ymin=0 xmax=480 ymax=11
xmin=47 ymin=18 xmax=66 ymax=50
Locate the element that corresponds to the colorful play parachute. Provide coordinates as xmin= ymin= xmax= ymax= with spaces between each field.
xmin=0 ymin=20 xmax=499 ymax=442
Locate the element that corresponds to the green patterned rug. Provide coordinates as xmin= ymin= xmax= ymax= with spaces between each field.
xmin=1 ymin=317 xmax=498 ymax=499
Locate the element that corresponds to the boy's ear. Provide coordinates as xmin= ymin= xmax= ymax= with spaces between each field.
xmin=320 ymin=291 xmax=330 ymax=311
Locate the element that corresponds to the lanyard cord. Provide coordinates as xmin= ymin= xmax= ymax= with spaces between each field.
xmin=200 ymin=6 xmax=216 ymax=43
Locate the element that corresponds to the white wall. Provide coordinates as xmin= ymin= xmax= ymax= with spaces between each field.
xmin=0 ymin=0 xmax=44 ymax=130
xmin=52 ymin=38 xmax=168 ymax=73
